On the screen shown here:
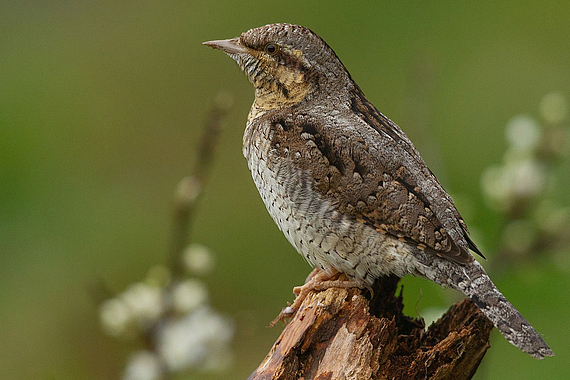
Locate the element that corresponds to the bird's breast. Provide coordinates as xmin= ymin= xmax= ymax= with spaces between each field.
xmin=242 ymin=118 xmax=418 ymax=286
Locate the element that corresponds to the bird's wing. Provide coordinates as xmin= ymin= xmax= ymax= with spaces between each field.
xmin=346 ymin=86 xmax=482 ymax=263
xmin=261 ymin=87 xmax=481 ymax=264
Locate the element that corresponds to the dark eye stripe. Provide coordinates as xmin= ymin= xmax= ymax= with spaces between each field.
xmin=279 ymin=51 xmax=310 ymax=74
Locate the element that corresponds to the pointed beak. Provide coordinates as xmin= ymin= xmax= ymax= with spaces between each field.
xmin=203 ymin=38 xmax=247 ymax=55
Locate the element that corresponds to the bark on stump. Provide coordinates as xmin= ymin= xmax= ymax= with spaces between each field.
xmin=249 ymin=275 xmax=493 ymax=380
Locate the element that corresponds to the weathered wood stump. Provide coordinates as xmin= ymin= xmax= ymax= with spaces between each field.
xmin=249 ymin=275 xmax=493 ymax=380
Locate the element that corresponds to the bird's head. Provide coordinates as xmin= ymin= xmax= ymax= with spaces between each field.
xmin=204 ymin=23 xmax=353 ymax=110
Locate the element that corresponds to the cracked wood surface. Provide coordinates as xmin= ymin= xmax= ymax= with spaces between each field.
xmin=249 ymin=276 xmax=493 ymax=380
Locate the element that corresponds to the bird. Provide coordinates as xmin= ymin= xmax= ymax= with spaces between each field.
xmin=203 ymin=23 xmax=553 ymax=359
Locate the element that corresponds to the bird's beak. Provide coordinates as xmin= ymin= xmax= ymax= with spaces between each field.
xmin=203 ymin=38 xmax=247 ymax=56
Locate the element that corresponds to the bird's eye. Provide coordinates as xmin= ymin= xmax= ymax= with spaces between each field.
xmin=264 ymin=43 xmax=279 ymax=55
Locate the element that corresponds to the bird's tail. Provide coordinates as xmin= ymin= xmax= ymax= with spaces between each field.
xmin=417 ymin=258 xmax=554 ymax=359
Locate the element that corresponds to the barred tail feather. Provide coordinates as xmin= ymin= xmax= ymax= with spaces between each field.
xmin=417 ymin=258 xmax=554 ymax=359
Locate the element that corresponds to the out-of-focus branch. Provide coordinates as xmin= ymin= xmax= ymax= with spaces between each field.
xmin=480 ymin=92 xmax=569 ymax=272
xmin=98 ymin=94 xmax=235 ymax=380
xmin=169 ymin=93 xmax=233 ymax=277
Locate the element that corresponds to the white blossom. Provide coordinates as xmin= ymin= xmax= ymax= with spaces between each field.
xmin=481 ymin=165 xmax=511 ymax=208
xmin=505 ymin=115 xmax=541 ymax=152
xmin=171 ymin=279 xmax=209 ymax=314
xmin=481 ymin=156 xmax=547 ymax=213
xmin=505 ymin=159 xmax=546 ymax=199
xmin=158 ymin=306 xmax=234 ymax=372
xmin=123 ymin=351 xmax=164 ymax=380
xmin=183 ymin=244 xmax=216 ymax=275
xmin=176 ymin=176 xmax=201 ymax=203
xmin=100 ymin=298 xmax=132 ymax=337
xmin=121 ymin=283 xmax=164 ymax=327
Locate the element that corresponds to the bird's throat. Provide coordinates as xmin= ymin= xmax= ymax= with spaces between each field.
xmin=247 ymin=71 xmax=312 ymax=123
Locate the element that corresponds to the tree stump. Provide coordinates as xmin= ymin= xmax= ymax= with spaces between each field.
xmin=248 ymin=275 xmax=493 ymax=380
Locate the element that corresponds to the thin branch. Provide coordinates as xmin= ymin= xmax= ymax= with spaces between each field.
xmin=168 ymin=93 xmax=232 ymax=277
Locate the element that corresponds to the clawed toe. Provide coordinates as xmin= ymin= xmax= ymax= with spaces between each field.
xmin=270 ymin=269 xmax=363 ymax=327
xmin=269 ymin=305 xmax=296 ymax=327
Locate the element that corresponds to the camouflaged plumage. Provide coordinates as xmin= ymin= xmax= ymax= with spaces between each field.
xmin=204 ymin=23 xmax=553 ymax=358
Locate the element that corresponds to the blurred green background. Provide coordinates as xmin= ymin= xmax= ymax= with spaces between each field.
xmin=1 ymin=1 xmax=569 ymax=379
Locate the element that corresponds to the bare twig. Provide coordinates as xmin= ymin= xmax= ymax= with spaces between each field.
xmin=97 ymin=94 xmax=233 ymax=380
xmin=169 ymin=93 xmax=232 ymax=276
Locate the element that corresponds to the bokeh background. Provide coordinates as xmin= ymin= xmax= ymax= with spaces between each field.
xmin=1 ymin=1 xmax=569 ymax=379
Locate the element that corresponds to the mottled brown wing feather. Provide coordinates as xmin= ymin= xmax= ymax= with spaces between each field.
xmin=348 ymin=86 xmax=479 ymax=263
xmin=264 ymin=102 xmax=477 ymax=264
xmin=262 ymin=78 xmax=483 ymax=265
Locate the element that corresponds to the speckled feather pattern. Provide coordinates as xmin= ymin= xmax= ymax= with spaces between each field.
xmin=243 ymin=107 xmax=552 ymax=359
xmin=206 ymin=22 xmax=553 ymax=358
xmin=243 ymin=116 xmax=419 ymax=287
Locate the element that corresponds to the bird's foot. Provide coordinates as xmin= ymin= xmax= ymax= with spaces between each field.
xmin=300 ymin=267 xmax=321 ymax=286
xmin=270 ymin=269 xmax=361 ymax=327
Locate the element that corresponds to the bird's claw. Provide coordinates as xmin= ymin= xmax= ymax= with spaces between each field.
xmin=269 ymin=305 xmax=295 ymax=327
